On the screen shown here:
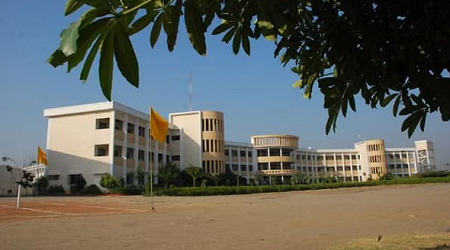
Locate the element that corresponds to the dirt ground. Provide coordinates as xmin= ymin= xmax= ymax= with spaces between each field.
xmin=0 ymin=183 xmax=449 ymax=250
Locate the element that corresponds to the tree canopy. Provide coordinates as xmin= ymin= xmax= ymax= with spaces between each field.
xmin=48 ymin=0 xmax=450 ymax=136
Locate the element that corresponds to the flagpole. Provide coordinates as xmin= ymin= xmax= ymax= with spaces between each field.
xmin=149 ymin=107 xmax=154 ymax=211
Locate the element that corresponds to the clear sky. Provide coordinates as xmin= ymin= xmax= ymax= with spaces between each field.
xmin=1 ymin=1 xmax=449 ymax=168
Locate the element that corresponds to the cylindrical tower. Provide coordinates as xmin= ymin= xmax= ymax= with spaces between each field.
xmin=201 ymin=111 xmax=225 ymax=174
xmin=251 ymin=135 xmax=299 ymax=184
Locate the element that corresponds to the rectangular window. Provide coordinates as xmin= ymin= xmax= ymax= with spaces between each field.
xmin=172 ymin=155 xmax=180 ymax=161
xmin=232 ymin=164 xmax=239 ymax=171
xmin=240 ymin=151 xmax=246 ymax=157
xmin=115 ymin=119 xmax=123 ymax=130
xmin=201 ymin=119 xmax=205 ymax=131
xmin=114 ymin=145 xmax=122 ymax=157
xmin=225 ymin=149 xmax=229 ymax=156
xmin=138 ymin=150 xmax=145 ymax=161
xmin=47 ymin=175 xmax=59 ymax=181
xmin=257 ymin=149 xmax=267 ymax=157
xmin=68 ymin=174 xmax=83 ymax=185
xmin=126 ymin=148 xmax=134 ymax=159
xmin=248 ymin=165 xmax=253 ymax=171
xmin=240 ymin=165 xmax=247 ymax=171
xmin=269 ymin=148 xmax=280 ymax=156
xmin=171 ymin=135 xmax=180 ymax=141
xmin=95 ymin=144 xmax=109 ymax=156
xmin=232 ymin=150 xmax=238 ymax=157
xmin=248 ymin=151 xmax=252 ymax=157
xmin=205 ymin=119 xmax=209 ymax=131
xmin=96 ymin=118 xmax=110 ymax=129
xmin=127 ymin=123 xmax=135 ymax=134
xmin=138 ymin=126 xmax=145 ymax=137
xmin=158 ymin=154 xmax=163 ymax=163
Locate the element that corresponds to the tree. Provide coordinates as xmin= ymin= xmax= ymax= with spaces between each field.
xmin=34 ymin=176 xmax=49 ymax=194
xmin=100 ymin=173 xmax=118 ymax=192
xmin=49 ymin=0 xmax=450 ymax=136
xmin=158 ymin=161 xmax=180 ymax=188
xmin=184 ymin=165 xmax=203 ymax=187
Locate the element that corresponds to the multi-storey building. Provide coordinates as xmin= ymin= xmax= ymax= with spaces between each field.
xmin=43 ymin=102 xmax=436 ymax=190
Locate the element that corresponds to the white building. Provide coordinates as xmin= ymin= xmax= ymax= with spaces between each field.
xmin=43 ymin=102 xmax=437 ymax=189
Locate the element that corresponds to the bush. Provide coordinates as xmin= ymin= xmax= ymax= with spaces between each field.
xmin=110 ymin=187 xmax=144 ymax=195
xmin=47 ymin=185 xmax=65 ymax=195
xmin=84 ymin=184 xmax=103 ymax=195
xmin=418 ymin=171 xmax=450 ymax=178
xmin=147 ymin=175 xmax=450 ymax=196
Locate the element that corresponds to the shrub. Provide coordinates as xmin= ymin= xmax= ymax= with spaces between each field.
xmin=84 ymin=184 xmax=102 ymax=195
xmin=47 ymin=185 xmax=65 ymax=195
xmin=110 ymin=187 xmax=144 ymax=195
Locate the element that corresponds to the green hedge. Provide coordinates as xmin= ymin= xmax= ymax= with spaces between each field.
xmin=110 ymin=187 xmax=144 ymax=195
xmin=147 ymin=176 xmax=450 ymax=196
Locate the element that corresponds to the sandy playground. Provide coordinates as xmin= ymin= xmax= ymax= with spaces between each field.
xmin=0 ymin=183 xmax=449 ymax=250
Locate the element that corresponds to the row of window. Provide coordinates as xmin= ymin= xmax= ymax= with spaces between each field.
xmin=369 ymin=155 xmax=383 ymax=163
xmin=387 ymin=153 xmax=413 ymax=159
xmin=225 ymin=164 xmax=254 ymax=172
xmin=258 ymin=162 xmax=295 ymax=170
xmin=202 ymin=160 xmax=224 ymax=174
xmin=96 ymin=144 xmax=180 ymax=163
xmin=97 ymin=118 xmax=181 ymax=142
xmin=256 ymin=148 xmax=294 ymax=157
xmin=300 ymin=166 xmax=362 ymax=172
xmin=388 ymin=164 xmax=411 ymax=169
xmin=369 ymin=166 xmax=383 ymax=175
xmin=225 ymin=149 xmax=253 ymax=157
xmin=202 ymin=139 xmax=224 ymax=153
xmin=296 ymin=154 xmax=359 ymax=161
xmin=201 ymin=118 xmax=223 ymax=132
xmin=367 ymin=144 xmax=382 ymax=152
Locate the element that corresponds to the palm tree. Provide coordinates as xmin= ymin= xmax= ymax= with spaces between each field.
xmin=158 ymin=162 xmax=180 ymax=188
xmin=185 ymin=165 xmax=203 ymax=187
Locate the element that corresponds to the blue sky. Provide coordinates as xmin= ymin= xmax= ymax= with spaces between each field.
xmin=1 ymin=1 xmax=449 ymax=168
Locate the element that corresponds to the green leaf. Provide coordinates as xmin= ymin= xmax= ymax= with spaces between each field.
xmin=150 ymin=15 xmax=163 ymax=47
xmin=184 ymin=0 xmax=207 ymax=55
xmin=114 ymin=22 xmax=139 ymax=87
xmin=393 ymin=95 xmax=401 ymax=116
xmin=60 ymin=19 xmax=83 ymax=56
xmin=80 ymin=19 xmax=114 ymax=81
xmin=129 ymin=13 xmax=155 ymax=36
xmin=232 ymin=28 xmax=241 ymax=54
xmin=47 ymin=49 xmax=69 ymax=67
xmin=255 ymin=0 xmax=276 ymax=41
xmin=348 ymin=95 xmax=356 ymax=112
xmin=420 ymin=112 xmax=426 ymax=131
xmin=99 ymin=26 xmax=116 ymax=100
xmin=241 ymin=29 xmax=250 ymax=55
xmin=162 ymin=0 xmax=182 ymax=52
xmin=212 ymin=22 xmax=234 ymax=35
xmin=401 ymin=111 xmax=422 ymax=135
xmin=80 ymin=0 xmax=110 ymax=9
xmin=68 ymin=18 xmax=110 ymax=72
xmin=222 ymin=25 xmax=238 ymax=43
xmin=65 ymin=0 xmax=84 ymax=16
xmin=381 ymin=94 xmax=397 ymax=107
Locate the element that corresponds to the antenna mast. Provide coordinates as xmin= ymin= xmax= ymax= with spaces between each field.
xmin=189 ymin=73 xmax=193 ymax=111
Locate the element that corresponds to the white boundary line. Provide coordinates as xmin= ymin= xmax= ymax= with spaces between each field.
xmin=0 ymin=204 xmax=77 ymax=216
xmin=46 ymin=202 xmax=149 ymax=213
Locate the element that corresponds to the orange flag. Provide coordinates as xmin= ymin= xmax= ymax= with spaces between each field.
xmin=150 ymin=108 xmax=168 ymax=143
xmin=37 ymin=147 xmax=49 ymax=166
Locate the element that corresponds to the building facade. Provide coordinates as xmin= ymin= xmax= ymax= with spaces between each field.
xmin=43 ymin=102 xmax=437 ymax=190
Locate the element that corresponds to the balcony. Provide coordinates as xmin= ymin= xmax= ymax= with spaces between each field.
xmin=258 ymin=169 xmax=299 ymax=176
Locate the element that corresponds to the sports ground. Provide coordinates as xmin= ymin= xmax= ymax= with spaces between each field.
xmin=1 ymin=183 xmax=449 ymax=250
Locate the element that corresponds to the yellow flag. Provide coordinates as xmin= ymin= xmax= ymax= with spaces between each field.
xmin=37 ymin=147 xmax=49 ymax=166
xmin=150 ymin=108 xmax=168 ymax=143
